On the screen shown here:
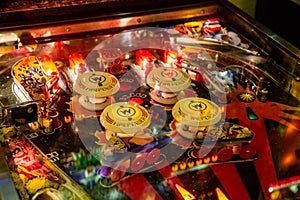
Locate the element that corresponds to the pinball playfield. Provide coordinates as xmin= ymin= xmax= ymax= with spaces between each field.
xmin=0 ymin=1 xmax=300 ymax=200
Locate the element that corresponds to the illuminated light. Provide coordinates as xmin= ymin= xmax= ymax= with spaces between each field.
xmin=216 ymin=187 xmax=229 ymax=200
xmin=69 ymin=53 xmax=87 ymax=74
xmin=39 ymin=55 xmax=58 ymax=76
xmin=31 ymin=122 xmax=39 ymax=130
xmin=196 ymin=159 xmax=202 ymax=165
xmin=211 ymin=154 xmax=218 ymax=162
xmin=129 ymin=98 xmax=143 ymax=105
xmin=179 ymin=162 xmax=187 ymax=170
xmin=281 ymin=152 xmax=295 ymax=167
xmin=165 ymin=51 xmax=178 ymax=65
xmin=135 ymin=49 xmax=154 ymax=66
xmin=125 ymin=54 xmax=130 ymax=59
xmin=175 ymin=184 xmax=195 ymax=200
xmin=142 ymin=59 xmax=148 ymax=67
xmin=187 ymin=161 xmax=194 ymax=168
xmin=167 ymin=57 xmax=177 ymax=65
xmin=43 ymin=119 xmax=52 ymax=128
xmin=172 ymin=165 xmax=178 ymax=172
xmin=289 ymin=184 xmax=299 ymax=193
xmin=268 ymin=187 xmax=274 ymax=193
xmin=246 ymin=107 xmax=259 ymax=120
xmin=270 ymin=191 xmax=280 ymax=200
xmin=64 ymin=116 xmax=72 ymax=123
xmin=203 ymin=157 xmax=210 ymax=164
xmin=285 ymin=122 xmax=299 ymax=136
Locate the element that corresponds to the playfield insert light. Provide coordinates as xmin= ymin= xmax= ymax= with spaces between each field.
xmin=175 ymin=184 xmax=195 ymax=200
xmin=165 ymin=51 xmax=178 ymax=66
xmin=216 ymin=187 xmax=229 ymax=200
xmin=39 ymin=55 xmax=58 ymax=76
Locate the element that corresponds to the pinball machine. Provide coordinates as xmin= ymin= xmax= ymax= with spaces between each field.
xmin=0 ymin=0 xmax=300 ymax=200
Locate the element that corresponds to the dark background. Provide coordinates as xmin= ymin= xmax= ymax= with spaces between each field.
xmin=255 ymin=0 xmax=300 ymax=49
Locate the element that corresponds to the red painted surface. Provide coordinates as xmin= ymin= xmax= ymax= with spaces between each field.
xmin=158 ymin=160 xmax=186 ymax=200
xmin=211 ymin=164 xmax=251 ymax=200
xmin=119 ymin=174 xmax=163 ymax=200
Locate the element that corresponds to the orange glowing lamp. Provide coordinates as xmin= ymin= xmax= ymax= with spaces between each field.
xmin=69 ymin=53 xmax=87 ymax=74
xmin=135 ymin=49 xmax=154 ymax=67
xmin=172 ymin=165 xmax=178 ymax=172
xmin=212 ymin=154 xmax=218 ymax=162
xmin=43 ymin=119 xmax=52 ymax=128
xmin=165 ymin=51 xmax=179 ymax=65
xmin=39 ymin=55 xmax=58 ymax=76
xmin=196 ymin=159 xmax=202 ymax=165
xmin=187 ymin=161 xmax=194 ymax=168
xmin=203 ymin=157 xmax=211 ymax=164
xmin=64 ymin=116 xmax=72 ymax=123
xmin=179 ymin=162 xmax=187 ymax=170
xmin=31 ymin=122 xmax=39 ymax=130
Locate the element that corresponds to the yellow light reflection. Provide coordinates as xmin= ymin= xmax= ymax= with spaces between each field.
xmin=216 ymin=187 xmax=229 ymax=200
xmin=270 ymin=190 xmax=280 ymax=200
xmin=175 ymin=184 xmax=195 ymax=200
